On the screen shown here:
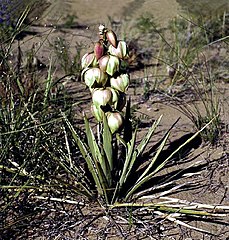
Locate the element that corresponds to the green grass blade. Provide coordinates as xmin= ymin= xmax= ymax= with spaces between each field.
xmin=0 ymin=165 xmax=43 ymax=180
xmin=43 ymin=56 xmax=53 ymax=108
xmin=43 ymin=146 xmax=93 ymax=199
xmin=112 ymin=202 xmax=225 ymax=218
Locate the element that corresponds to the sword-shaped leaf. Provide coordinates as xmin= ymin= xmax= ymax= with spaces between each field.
xmin=125 ymin=130 xmax=170 ymax=200
xmin=63 ymin=115 xmax=104 ymax=197
xmin=115 ymin=130 xmax=137 ymax=193
xmin=102 ymin=114 xmax=113 ymax=172
xmin=84 ymin=116 xmax=111 ymax=194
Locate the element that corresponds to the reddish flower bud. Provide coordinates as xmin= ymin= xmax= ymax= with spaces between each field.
xmin=94 ymin=41 xmax=104 ymax=60
xmin=106 ymin=30 xmax=118 ymax=48
xmin=81 ymin=52 xmax=98 ymax=69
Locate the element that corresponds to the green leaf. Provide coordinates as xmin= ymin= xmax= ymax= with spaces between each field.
xmin=135 ymin=115 xmax=163 ymax=159
xmin=125 ymin=117 xmax=217 ymax=201
xmin=113 ymin=116 xmax=163 ymax=202
xmin=103 ymin=114 xmax=113 ymax=171
xmin=112 ymin=129 xmax=137 ymax=203
xmin=123 ymin=98 xmax=132 ymax=143
xmin=63 ymin=114 xmax=104 ymax=197
xmin=84 ymin=116 xmax=112 ymax=203
xmin=124 ymin=115 xmax=163 ymax=184
xmin=151 ymin=116 xmax=217 ymax=177
xmin=138 ymin=131 xmax=170 ymax=183
xmin=84 ymin=117 xmax=111 ymax=183
xmin=121 ymin=129 xmax=138 ymax=184
xmin=125 ymin=131 xmax=170 ymax=200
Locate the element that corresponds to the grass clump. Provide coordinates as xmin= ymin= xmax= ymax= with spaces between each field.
xmin=0 ymin=4 xmax=83 ymax=237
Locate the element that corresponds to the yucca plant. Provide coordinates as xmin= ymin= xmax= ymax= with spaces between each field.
xmin=63 ymin=25 xmax=228 ymax=233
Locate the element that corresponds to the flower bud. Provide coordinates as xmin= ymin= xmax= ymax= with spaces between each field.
xmin=106 ymin=111 xmax=124 ymax=134
xmin=91 ymin=104 xmax=103 ymax=122
xmin=81 ymin=67 xmax=94 ymax=88
xmin=81 ymin=52 xmax=98 ymax=69
xmin=98 ymin=55 xmax=110 ymax=72
xmin=94 ymin=41 xmax=104 ymax=60
xmin=107 ymin=87 xmax=119 ymax=109
xmin=83 ymin=67 xmax=108 ymax=88
xmin=99 ymin=55 xmax=119 ymax=76
xmin=106 ymin=30 xmax=118 ymax=48
xmin=92 ymin=88 xmax=112 ymax=108
xmin=108 ymin=41 xmax=128 ymax=59
xmin=110 ymin=73 xmax=129 ymax=92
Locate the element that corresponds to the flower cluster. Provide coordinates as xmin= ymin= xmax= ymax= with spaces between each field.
xmin=81 ymin=25 xmax=130 ymax=134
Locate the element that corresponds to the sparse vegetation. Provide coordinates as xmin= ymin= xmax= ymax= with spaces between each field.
xmin=50 ymin=36 xmax=82 ymax=75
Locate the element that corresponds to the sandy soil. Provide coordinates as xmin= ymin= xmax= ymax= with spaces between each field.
xmin=42 ymin=0 xmax=179 ymax=27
